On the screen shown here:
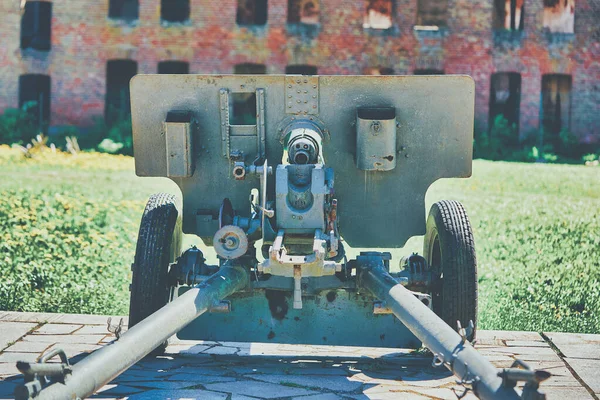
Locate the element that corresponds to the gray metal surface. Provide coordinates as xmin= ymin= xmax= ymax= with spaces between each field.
xmin=358 ymin=260 xmax=522 ymax=400
xmin=15 ymin=265 xmax=249 ymax=400
xmin=131 ymin=74 xmax=474 ymax=248
xmin=356 ymin=107 xmax=397 ymax=171
xmin=178 ymin=288 xmax=421 ymax=349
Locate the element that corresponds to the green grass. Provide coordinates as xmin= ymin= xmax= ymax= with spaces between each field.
xmin=0 ymin=146 xmax=598 ymax=333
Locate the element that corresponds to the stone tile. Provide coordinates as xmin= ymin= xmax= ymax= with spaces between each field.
xmin=409 ymin=387 xmax=458 ymax=400
xmin=205 ymin=380 xmax=320 ymax=398
xmin=544 ymin=386 xmax=594 ymax=400
xmin=505 ymin=340 xmax=549 ymax=347
xmin=217 ymin=341 xmax=253 ymax=350
xmin=33 ymin=324 xmax=82 ymax=335
xmin=474 ymin=338 xmax=505 ymax=346
xmin=0 ymin=312 xmax=126 ymax=326
xmin=166 ymin=374 xmax=237 ymax=384
xmin=0 ymin=352 xmax=39 ymax=363
xmin=476 ymin=330 xmax=542 ymax=341
xmin=292 ymin=394 xmax=345 ymax=400
xmin=116 ymin=369 xmax=175 ymax=380
xmin=477 ymin=346 xmax=556 ymax=356
xmin=514 ymin=353 xmax=563 ymax=363
xmin=0 ymin=322 xmax=37 ymax=350
xmin=545 ymin=332 xmax=600 ymax=360
xmin=134 ymin=357 xmax=192 ymax=371
xmin=361 ymin=384 xmax=431 ymax=399
xmin=94 ymin=383 xmax=144 ymax=396
xmin=556 ymin=345 xmax=600 ymax=360
xmin=21 ymin=334 xmax=105 ymax=345
xmin=165 ymin=344 xmax=212 ymax=355
xmin=203 ymin=345 xmax=239 ymax=355
xmin=287 ymin=367 xmax=349 ymax=376
xmin=348 ymin=372 xmax=404 ymax=387
xmin=545 ymin=332 xmax=600 ymax=346
xmin=127 ymin=389 xmax=228 ymax=399
xmin=565 ymin=358 xmax=600 ymax=394
xmin=126 ymin=381 xmax=204 ymax=390
xmin=4 ymin=340 xmax=51 ymax=353
xmin=250 ymin=374 xmax=363 ymax=392
xmin=228 ymin=365 xmax=291 ymax=375
xmin=75 ymin=325 xmax=114 ymax=335
xmin=541 ymin=374 xmax=583 ymax=387
xmin=44 ymin=343 xmax=101 ymax=359
xmin=169 ymin=338 xmax=219 ymax=347
xmin=174 ymin=366 xmax=233 ymax=376
xmin=0 ymin=312 xmax=55 ymax=324
xmin=231 ymin=396 xmax=263 ymax=400
xmin=0 ymin=363 xmax=20 ymax=377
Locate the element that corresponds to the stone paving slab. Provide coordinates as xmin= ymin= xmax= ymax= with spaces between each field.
xmin=0 ymin=313 xmax=598 ymax=399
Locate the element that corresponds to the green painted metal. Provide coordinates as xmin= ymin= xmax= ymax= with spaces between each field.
xmin=178 ymin=287 xmax=421 ymax=349
xmin=130 ymin=74 xmax=474 ymax=248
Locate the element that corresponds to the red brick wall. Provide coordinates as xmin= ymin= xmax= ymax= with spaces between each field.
xmin=1 ymin=0 xmax=599 ymax=142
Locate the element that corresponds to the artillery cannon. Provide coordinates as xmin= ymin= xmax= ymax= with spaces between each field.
xmin=15 ymin=74 xmax=550 ymax=399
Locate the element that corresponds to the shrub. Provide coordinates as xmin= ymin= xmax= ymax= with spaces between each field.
xmin=0 ymin=107 xmax=38 ymax=145
xmin=84 ymin=117 xmax=133 ymax=156
xmin=474 ymin=115 xmax=519 ymax=160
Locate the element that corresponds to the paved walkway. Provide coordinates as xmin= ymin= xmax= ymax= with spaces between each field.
xmin=0 ymin=312 xmax=598 ymax=400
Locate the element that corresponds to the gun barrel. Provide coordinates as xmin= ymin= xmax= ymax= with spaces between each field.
xmin=358 ymin=262 xmax=520 ymax=400
xmin=16 ymin=265 xmax=248 ymax=400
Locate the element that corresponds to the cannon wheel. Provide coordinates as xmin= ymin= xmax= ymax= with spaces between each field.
xmin=129 ymin=193 xmax=182 ymax=353
xmin=424 ymin=200 xmax=477 ymax=341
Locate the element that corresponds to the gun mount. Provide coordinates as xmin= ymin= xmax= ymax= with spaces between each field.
xmin=15 ymin=74 xmax=550 ymax=400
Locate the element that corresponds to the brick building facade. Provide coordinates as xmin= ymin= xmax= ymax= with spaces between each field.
xmin=1 ymin=0 xmax=599 ymax=143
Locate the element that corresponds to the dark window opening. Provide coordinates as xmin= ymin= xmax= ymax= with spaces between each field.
xmin=288 ymin=0 xmax=319 ymax=24
xmin=417 ymin=0 xmax=447 ymax=27
xmin=230 ymin=93 xmax=257 ymax=125
xmin=541 ymin=74 xmax=572 ymax=143
xmin=363 ymin=0 xmax=393 ymax=29
xmin=285 ymin=65 xmax=318 ymax=75
xmin=543 ymin=0 xmax=574 ymax=33
xmin=364 ymin=67 xmax=394 ymax=75
xmin=489 ymin=73 xmax=521 ymax=134
xmin=234 ymin=63 xmax=267 ymax=74
xmin=105 ymin=60 xmax=137 ymax=125
xmin=494 ymin=0 xmax=524 ymax=30
xmin=109 ymin=0 xmax=139 ymax=21
xmin=20 ymin=1 xmax=52 ymax=51
xmin=158 ymin=61 xmax=189 ymax=74
xmin=237 ymin=0 xmax=268 ymax=25
xmin=161 ymin=0 xmax=190 ymax=22
xmin=414 ymin=69 xmax=444 ymax=75
xmin=19 ymin=74 xmax=51 ymax=134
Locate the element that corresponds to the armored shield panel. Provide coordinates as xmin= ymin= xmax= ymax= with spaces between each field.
xmin=131 ymin=75 xmax=474 ymax=248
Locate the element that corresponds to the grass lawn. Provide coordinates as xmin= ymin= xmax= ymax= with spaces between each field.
xmin=0 ymin=146 xmax=598 ymax=334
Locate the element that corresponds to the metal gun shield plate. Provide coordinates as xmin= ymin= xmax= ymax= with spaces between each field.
xmin=131 ymin=75 xmax=474 ymax=248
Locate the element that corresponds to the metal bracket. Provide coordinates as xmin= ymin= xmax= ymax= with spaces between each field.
xmin=219 ymin=89 xmax=230 ymax=158
xmin=457 ymin=320 xmax=475 ymax=345
xmin=220 ymin=88 xmax=267 ymax=161
xmin=16 ymin=348 xmax=72 ymax=399
xmin=499 ymin=360 xmax=551 ymax=399
xmin=256 ymin=88 xmax=266 ymax=160
xmin=285 ymin=75 xmax=319 ymax=115
xmin=107 ymin=317 xmax=124 ymax=339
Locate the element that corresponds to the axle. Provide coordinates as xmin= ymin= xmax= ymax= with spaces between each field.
xmin=15 ymin=265 xmax=249 ymax=400
xmin=357 ymin=258 xmax=521 ymax=400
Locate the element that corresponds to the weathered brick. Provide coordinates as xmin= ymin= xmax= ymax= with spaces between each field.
xmin=0 ymin=0 xmax=598 ymax=143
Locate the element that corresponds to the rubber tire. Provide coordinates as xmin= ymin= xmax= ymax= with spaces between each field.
xmin=129 ymin=193 xmax=182 ymax=353
xmin=424 ymin=200 xmax=477 ymax=341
